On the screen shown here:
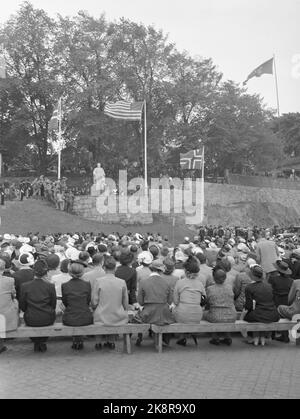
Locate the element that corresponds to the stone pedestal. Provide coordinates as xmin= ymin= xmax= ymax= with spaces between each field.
xmin=90 ymin=185 xmax=100 ymax=197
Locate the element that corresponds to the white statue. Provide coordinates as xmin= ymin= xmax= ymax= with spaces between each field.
xmin=93 ymin=163 xmax=106 ymax=192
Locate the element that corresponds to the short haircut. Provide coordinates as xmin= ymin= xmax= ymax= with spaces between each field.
xmin=92 ymin=253 xmax=104 ymax=266
xmin=104 ymin=256 xmax=116 ymax=271
xmin=184 ymin=256 xmax=200 ymax=274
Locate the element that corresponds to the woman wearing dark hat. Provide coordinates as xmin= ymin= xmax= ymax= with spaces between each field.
xmin=269 ymin=260 xmax=293 ymax=343
xmin=204 ymin=268 xmax=237 ymax=346
xmin=269 ymin=260 xmax=293 ymax=307
xmin=19 ymin=259 xmax=56 ymax=352
xmin=115 ymin=251 xmax=137 ymax=306
xmin=173 ymin=256 xmax=206 ymax=346
xmin=244 ymin=265 xmax=280 ymax=346
xmin=62 ymin=260 xmax=93 ymax=350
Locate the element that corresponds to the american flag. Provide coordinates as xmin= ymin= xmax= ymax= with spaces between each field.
xmin=104 ymin=100 xmax=144 ymax=121
xmin=180 ymin=149 xmax=203 ymax=170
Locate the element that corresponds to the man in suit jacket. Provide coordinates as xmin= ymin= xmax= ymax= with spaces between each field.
xmin=19 ymin=260 xmax=56 ymax=352
xmin=255 ymin=231 xmax=279 ymax=281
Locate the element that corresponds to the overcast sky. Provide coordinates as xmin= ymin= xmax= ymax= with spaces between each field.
xmin=1 ymin=0 xmax=300 ymax=114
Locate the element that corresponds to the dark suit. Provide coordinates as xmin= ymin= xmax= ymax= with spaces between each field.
xmin=62 ymin=278 xmax=93 ymax=326
xmin=244 ymin=281 xmax=279 ymax=323
xmin=268 ymin=273 xmax=293 ymax=307
xmin=115 ymin=265 xmax=137 ymax=305
xmin=19 ymin=278 xmax=56 ymax=327
xmin=13 ymin=268 xmax=34 ymax=302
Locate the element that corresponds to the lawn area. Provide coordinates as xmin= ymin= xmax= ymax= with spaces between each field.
xmin=0 ymin=199 xmax=195 ymax=244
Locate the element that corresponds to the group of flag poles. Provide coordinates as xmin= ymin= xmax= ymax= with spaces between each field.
xmin=1 ymin=52 xmax=281 ymax=222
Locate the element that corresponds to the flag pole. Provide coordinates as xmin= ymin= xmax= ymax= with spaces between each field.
xmin=57 ymin=97 xmax=62 ymax=181
xmin=201 ymin=146 xmax=205 ymax=223
xmin=273 ymin=54 xmax=280 ymax=118
xmin=144 ymin=100 xmax=148 ymax=193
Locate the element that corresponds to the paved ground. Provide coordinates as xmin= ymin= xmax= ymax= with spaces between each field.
xmin=0 ymin=334 xmax=300 ymax=399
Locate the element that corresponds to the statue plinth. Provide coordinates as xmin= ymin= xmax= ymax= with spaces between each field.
xmin=91 ymin=184 xmax=101 ymax=196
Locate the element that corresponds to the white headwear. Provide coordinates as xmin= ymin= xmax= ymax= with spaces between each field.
xmin=20 ymin=244 xmax=35 ymax=255
xmin=65 ymin=247 xmax=80 ymax=261
xmin=137 ymin=251 xmax=153 ymax=265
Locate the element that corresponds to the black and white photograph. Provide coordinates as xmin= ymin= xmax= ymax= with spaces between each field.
xmin=0 ymin=0 xmax=300 ymax=401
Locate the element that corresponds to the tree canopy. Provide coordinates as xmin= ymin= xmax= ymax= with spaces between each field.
xmin=0 ymin=1 xmax=286 ymax=177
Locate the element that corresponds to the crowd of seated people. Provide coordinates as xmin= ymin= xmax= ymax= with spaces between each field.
xmin=0 ymin=227 xmax=300 ymax=354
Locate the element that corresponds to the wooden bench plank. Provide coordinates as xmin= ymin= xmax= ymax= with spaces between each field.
xmin=6 ymin=324 xmax=150 ymax=338
xmin=151 ymin=321 xmax=297 ymax=334
xmin=151 ymin=321 xmax=298 ymax=353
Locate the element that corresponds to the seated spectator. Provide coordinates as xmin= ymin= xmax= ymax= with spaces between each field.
xmin=13 ymin=253 xmax=35 ymax=301
xmin=0 ymin=259 xmax=19 ymax=354
xmin=115 ymin=251 xmax=137 ymax=307
xmin=0 ymin=254 xmax=14 ymax=278
xmin=195 ymin=253 xmax=213 ymax=288
xmin=62 ymin=261 xmax=93 ymax=350
xmin=82 ymin=254 xmax=105 ymax=291
xmin=204 ymin=268 xmax=237 ymax=346
xmin=173 ymin=256 xmax=206 ymax=346
xmin=173 ymin=250 xmax=187 ymax=280
xmin=234 ymin=257 xmax=253 ymax=312
xmin=269 ymin=260 xmax=293 ymax=343
xmin=134 ymin=260 xmax=174 ymax=346
xmin=269 ymin=261 xmax=293 ymax=307
xmin=136 ymin=251 xmax=153 ymax=291
xmin=161 ymin=258 xmax=178 ymax=296
xmin=244 ymin=265 xmax=280 ymax=346
xmin=278 ymin=279 xmax=300 ymax=321
xmin=51 ymin=259 xmax=71 ymax=316
xmin=92 ymin=256 xmax=128 ymax=350
xmin=46 ymin=254 xmax=61 ymax=282
xmin=19 ymin=260 xmax=56 ymax=353
xmin=79 ymin=251 xmax=93 ymax=272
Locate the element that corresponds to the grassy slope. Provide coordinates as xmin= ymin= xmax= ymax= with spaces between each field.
xmin=0 ymin=199 xmax=194 ymax=244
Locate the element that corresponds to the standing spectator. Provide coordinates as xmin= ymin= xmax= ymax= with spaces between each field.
xmin=56 ymin=190 xmax=65 ymax=211
xmin=256 ymin=230 xmax=279 ymax=281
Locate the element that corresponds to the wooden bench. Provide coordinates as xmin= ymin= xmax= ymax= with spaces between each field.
xmin=5 ymin=323 xmax=151 ymax=355
xmin=151 ymin=319 xmax=300 ymax=353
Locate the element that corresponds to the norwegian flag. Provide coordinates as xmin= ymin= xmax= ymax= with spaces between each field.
xmin=180 ymin=149 xmax=203 ymax=170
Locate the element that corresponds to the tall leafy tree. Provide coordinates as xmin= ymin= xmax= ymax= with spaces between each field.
xmin=0 ymin=2 xmax=61 ymax=171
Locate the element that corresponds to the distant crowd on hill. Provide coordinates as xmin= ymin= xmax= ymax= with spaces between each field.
xmin=0 ymin=176 xmax=93 ymax=212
